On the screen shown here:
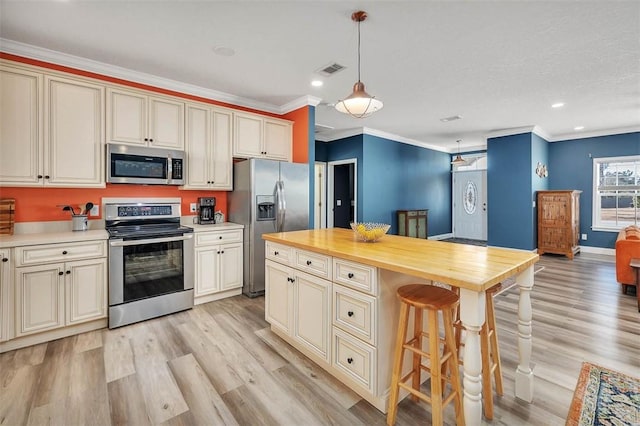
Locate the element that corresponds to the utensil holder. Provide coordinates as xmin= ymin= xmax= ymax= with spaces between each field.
xmin=71 ymin=215 xmax=88 ymax=231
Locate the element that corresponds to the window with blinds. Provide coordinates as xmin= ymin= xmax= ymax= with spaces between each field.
xmin=593 ymin=155 xmax=640 ymax=230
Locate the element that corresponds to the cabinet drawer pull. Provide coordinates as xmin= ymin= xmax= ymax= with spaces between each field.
xmin=219 ymin=236 xmax=223 ymax=239
xmin=347 ymin=357 xmax=353 ymax=364
xmin=1 ymin=258 xmax=7 ymax=262
xmin=347 ymin=311 xmax=354 ymax=317
xmin=347 ymin=272 xmax=354 ymax=278
xmin=274 ymin=251 xmax=279 ymax=255
xmin=306 ymin=260 xmax=312 ymax=266
xmin=62 ymin=251 xmax=68 ymax=255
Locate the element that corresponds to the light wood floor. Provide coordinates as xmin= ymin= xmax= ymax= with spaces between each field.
xmin=1 ymin=253 xmax=638 ymax=425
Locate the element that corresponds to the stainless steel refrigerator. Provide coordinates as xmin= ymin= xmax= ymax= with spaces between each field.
xmin=228 ymin=158 xmax=309 ymax=297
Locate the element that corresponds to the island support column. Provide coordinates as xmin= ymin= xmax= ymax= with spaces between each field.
xmin=459 ymin=289 xmax=486 ymax=426
xmin=515 ymin=265 xmax=535 ymax=402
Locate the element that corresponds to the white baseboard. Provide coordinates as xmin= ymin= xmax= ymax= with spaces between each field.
xmin=429 ymin=233 xmax=453 ymax=240
xmin=579 ymin=245 xmax=615 ymax=256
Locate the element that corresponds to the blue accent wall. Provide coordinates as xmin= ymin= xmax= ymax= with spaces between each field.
xmin=319 ymin=134 xmax=451 ymax=236
xmin=549 ymin=131 xmax=640 ymax=249
xmin=531 ymin=132 xmax=549 ymax=247
xmin=487 ymin=133 xmax=535 ymax=249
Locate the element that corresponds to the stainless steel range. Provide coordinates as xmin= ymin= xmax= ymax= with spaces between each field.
xmin=105 ymin=200 xmax=194 ymax=328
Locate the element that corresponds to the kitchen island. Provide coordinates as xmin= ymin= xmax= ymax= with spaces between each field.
xmin=262 ymin=228 xmax=539 ymax=426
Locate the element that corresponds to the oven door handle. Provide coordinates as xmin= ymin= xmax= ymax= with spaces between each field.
xmin=109 ymin=233 xmax=194 ymax=247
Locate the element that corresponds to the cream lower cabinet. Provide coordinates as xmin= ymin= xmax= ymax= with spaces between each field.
xmin=15 ymin=255 xmax=107 ymax=337
xmin=5 ymin=240 xmax=107 ymax=349
xmin=0 ymin=250 xmax=12 ymax=342
xmin=265 ymin=259 xmax=331 ymax=361
xmin=184 ymin=102 xmax=233 ymax=190
xmin=194 ymin=228 xmax=243 ymax=304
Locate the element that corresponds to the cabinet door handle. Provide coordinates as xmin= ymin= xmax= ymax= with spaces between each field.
xmin=221 ymin=250 xmax=224 ymax=254
xmin=219 ymin=236 xmax=223 ymax=239
xmin=58 ymin=271 xmax=64 ymax=276
xmin=149 ymin=138 xmax=153 ymax=142
xmin=347 ymin=357 xmax=353 ymax=364
xmin=37 ymin=174 xmax=43 ymax=179
xmin=62 ymin=251 xmax=68 ymax=255
xmin=144 ymin=138 xmax=149 ymax=142
xmin=66 ymin=270 xmax=71 ymax=274
xmin=347 ymin=272 xmax=354 ymax=278
xmin=347 ymin=311 xmax=354 ymax=317
xmin=306 ymin=260 xmax=312 ymax=266
xmin=274 ymin=251 xmax=279 ymax=255
xmin=44 ymin=175 xmax=50 ymax=179
xmin=1 ymin=258 xmax=7 ymax=262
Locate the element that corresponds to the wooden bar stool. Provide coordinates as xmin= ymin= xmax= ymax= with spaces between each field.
xmin=387 ymin=284 xmax=464 ymax=426
xmin=452 ymin=283 xmax=504 ymax=420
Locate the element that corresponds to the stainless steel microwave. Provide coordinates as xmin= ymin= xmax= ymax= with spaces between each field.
xmin=106 ymin=144 xmax=185 ymax=185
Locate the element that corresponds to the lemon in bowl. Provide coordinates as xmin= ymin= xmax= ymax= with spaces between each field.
xmin=350 ymin=222 xmax=391 ymax=242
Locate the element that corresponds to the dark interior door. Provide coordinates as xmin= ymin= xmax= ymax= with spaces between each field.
xmin=333 ymin=163 xmax=354 ymax=228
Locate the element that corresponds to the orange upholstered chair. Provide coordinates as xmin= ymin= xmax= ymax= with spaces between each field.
xmin=615 ymin=226 xmax=640 ymax=293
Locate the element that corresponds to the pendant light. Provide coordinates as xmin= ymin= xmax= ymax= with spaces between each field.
xmin=451 ymin=140 xmax=466 ymax=165
xmin=335 ymin=11 xmax=383 ymax=118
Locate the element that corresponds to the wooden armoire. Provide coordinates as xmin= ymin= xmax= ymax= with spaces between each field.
xmin=537 ymin=190 xmax=581 ymax=259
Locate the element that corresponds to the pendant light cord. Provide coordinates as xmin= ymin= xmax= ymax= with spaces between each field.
xmin=357 ymin=18 xmax=361 ymax=83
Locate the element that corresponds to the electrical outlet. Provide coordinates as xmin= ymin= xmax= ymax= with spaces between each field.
xmin=581 ymin=233 xmax=587 ymax=240
xmin=190 ymin=203 xmax=197 ymax=213
xmin=89 ymin=205 xmax=99 ymax=217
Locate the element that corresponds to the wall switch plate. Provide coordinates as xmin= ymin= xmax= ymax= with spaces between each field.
xmin=336 ymin=199 xmax=342 ymax=206
xmin=89 ymin=205 xmax=99 ymax=217
xmin=190 ymin=203 xmax=197 ymax=213
xmin=581 ymin=233 xmax=587 ymax=240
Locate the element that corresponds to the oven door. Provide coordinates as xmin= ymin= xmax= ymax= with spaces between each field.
xmin=109 ymin=233 xmax=194 ymax=306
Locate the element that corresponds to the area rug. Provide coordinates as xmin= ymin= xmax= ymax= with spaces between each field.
xmin=566 ymin=362 xmax=639 ymax=426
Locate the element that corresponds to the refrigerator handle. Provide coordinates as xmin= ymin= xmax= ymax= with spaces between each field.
xmin=275 ymin=180 xmax=286 ymax=232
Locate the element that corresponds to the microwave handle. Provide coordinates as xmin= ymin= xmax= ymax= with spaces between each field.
xmin=167 ymin=156 xmax=173 ymax=182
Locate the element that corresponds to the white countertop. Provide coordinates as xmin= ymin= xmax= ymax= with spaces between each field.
xmin=0 ymin=230 xmax=109 ymax=248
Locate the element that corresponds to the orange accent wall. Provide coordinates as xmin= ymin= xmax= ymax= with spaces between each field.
xmin=284 ymin=106 xmax=310 ymax=163
xmin=0 ymin=186 xmax=226 ymax=223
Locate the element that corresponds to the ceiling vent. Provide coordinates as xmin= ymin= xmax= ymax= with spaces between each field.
xmin=316 ymin=62 xmax=346 ymax=77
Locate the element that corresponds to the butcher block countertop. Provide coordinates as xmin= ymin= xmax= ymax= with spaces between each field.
xmin=263 ymin=228 xmax=539 ymax=291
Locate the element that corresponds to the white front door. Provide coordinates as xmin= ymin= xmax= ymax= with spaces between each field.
xmin=453 ymin=170 xmax=487 ymax=240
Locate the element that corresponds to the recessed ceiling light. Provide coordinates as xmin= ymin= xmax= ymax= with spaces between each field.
xmin=212 ymin=46 xmax=235 ymax=57
xmin=574 ymin=126 xmax=585 ymax=131
xmin=311 ymin=80 xmax=323 ymax=87
xmin=551 ymin=102 xmax=565 ymax=108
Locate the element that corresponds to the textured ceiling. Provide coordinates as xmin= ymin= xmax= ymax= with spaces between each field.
xmin=1 ymin=1 xmax=639 ymax=151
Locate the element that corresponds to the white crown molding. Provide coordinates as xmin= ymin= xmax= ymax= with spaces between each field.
xmin=1 ymin=38 xmax=322 ymax=115
xmin=280 ymin=95 xmax=322 ymax=114
xmin=361 ymin=127 xmax=449 ymax=153
xmin=549 ymin=125 xmax=640 ymax=142
xmin=484 ymin=126 xmax=538 ymax=141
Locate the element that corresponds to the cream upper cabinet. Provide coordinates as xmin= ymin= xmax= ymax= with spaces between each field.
xmin=107 ymin=87 xmax=184 ymax=149
xmin=233 ymin=111 xmax=292 ymax=161
xmin=0 ymin=64 xmax=105 ymax=187
xmin=184 ymin=103 xmax=232 ymax=190
xmin=45 ymin=75 xmax=105 ymax=187
xmin=0 ymin=65 xmax=43 ymax=185
xmin=263 ymin=118 xmax=293 ymax=161
xmin=0 ymin=250 xmax=12 ymax=342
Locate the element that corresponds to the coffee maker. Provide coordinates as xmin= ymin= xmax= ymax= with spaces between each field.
xmin=197 ymin=197 xmax=216 ymax=224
